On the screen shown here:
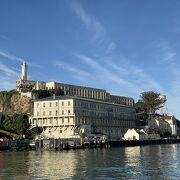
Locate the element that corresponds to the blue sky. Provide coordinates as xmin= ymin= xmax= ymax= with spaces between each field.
xmin=0 ymin=0 xmax=180 ymax=118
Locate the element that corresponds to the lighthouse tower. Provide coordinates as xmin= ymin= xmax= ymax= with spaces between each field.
xmin=21 ymin=61 xmax=27 ymax=81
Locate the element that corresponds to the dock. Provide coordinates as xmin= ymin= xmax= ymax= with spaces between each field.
xmin=0 ymin=138 xmax=180 ymax=151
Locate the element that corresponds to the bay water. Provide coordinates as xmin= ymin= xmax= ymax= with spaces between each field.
xmin=0 ymin=144 xmax=180 ymax=179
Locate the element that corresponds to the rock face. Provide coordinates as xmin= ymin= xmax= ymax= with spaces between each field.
xmin=0 ymin=92 xmax=33 ymax=114
xmin=10 ymin=94 xmax=33 ymax=114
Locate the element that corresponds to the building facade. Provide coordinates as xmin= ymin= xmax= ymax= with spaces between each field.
xmin=46 ymin=81 xmax=107 ymax=101
xmin=16 ymin=62 xmax=134 ymax=107
xmin=29 ymin=96 xmax=137 ymax=139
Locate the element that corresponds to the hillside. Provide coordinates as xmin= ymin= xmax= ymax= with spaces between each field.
xmin=0 ymin=90 xmax=32 ymax=114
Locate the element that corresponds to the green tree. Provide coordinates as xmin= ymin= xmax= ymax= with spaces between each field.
xmin=32 ymin=89 xmax=64 ymax=99
xmin=2 ymin=113 xmax=30 ymax=135
xmin=136 ymin=91 xmax=166 ymax=114
xmin=2 ymin=115 xmax=14 ymax=132
xmin=13 ymin=114 xmax=30 ymax=135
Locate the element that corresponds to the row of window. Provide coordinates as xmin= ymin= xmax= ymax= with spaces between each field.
xmin=74 ymin=110 xmax=134 ymax=119
xmin=36 ymin=100 xmax=134 ymax=112
xmin=74 ymin=101 xmax=134 ymax=113
xmin=32 ymin=118 xmax=74 ymax=125
xmin=76 ymin=118 xmax=134 ymax=126
xmin=35 ymin=109 xmax=133 ymax=119
xmin=32 ymin=117 xmax=134 ymax=127
xmin=60 ymin=86 xmax=106 ymax=99
xmin=47 ymin=85 xmax=106 ymax=99
xmin=36 ymin=101 xmax=71 ymax=108
xmin=36 ymin=110 xmax=71 ymax=116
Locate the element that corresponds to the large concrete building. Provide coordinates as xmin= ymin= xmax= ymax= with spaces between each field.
xmin=29 ymin=96 xmax=137 ymax=139
xmin=45 ymin=81 xmax=134 ymax=106
xmin=16 ymin=62 xmax=134 ymax=107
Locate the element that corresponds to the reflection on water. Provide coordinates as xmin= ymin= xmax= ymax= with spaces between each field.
xmin=0 ymin=144 xmax=180 ymax=179
xmin=28 ymin=151 xmax=78 ymax=179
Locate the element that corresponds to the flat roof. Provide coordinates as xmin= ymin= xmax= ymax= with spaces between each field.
xmin=46 ymin=81 xmax=106 ymax=92
xmin=33 ymin=95 xmax=135 ymax=108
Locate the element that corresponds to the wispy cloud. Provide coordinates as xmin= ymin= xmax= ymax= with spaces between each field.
xmin=71 ymin=2 xmax=91 ymax=27
xmin=74 ymin=53 xmax=142 ymax=94
xmin=0 ymin=50 xmax=24 ymax=62
xmin=157 ymin=42 xmax=177 ymax=66
xmin=54 ymin=61 xmax=92 ymax=81
xmin=70 ymin=2 xmax=116 ymax=53
xmin=109 ymin=63 xmax=129 ymax=75
xmin=155 ymin=41 xmax=180 ymax=118
xmin=0 ymin=50 xmax=41 ymax=89
xmin=73 ymin=52 xmax=166 ymax=98
xmin=0 ymin=62 xmax=19 ymax=77
xmin=157 ymin=41 xmax=180 ymax=95
xmin=121 ymin=60 xmax=164 ymax=92
xmin=0 ymin=62 xmax=18 ymax=90
xmin=0 ymin=49 xmax=41 ymax=68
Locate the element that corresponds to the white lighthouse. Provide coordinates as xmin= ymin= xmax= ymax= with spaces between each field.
xmin=21 ymin=61 xmax=27 ymax=81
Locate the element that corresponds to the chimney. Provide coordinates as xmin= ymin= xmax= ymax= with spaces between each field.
xmin=53 ymin=94 xmax=56 ymax=100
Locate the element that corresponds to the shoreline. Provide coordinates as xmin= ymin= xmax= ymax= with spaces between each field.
xmin=0 ymin=138 xmax=180 ymax=152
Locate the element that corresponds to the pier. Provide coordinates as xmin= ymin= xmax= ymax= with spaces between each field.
xmin=1 ymin=138 xmax=180 ymax=151
xmin=31 ymin=138 xmax=180 ymax=151
xmin=0 ymin=139 xmax=30 ymax=151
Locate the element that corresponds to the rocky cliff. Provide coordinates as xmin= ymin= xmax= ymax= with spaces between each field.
xmin=11 ymin=94 xmax=33 ymax=114
xmin=0 ymin=91 xmax=33 ymax=114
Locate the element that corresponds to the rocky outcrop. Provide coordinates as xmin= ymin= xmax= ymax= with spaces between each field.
xmin=10 ymin=94 xmax=33 ymax=114
xmin=0 ymin=91 xmax=33 ymax=114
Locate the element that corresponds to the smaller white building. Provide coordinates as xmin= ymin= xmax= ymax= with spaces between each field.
xmin=123 ymin=129 xmax=160 ymax=140
xmin=148 ymin=115 xmax=178 ymax=136
xmin=160 ymin=115 xmax=177 ymax=136
xmin=123 ymin=129 xmax=146 ymax=140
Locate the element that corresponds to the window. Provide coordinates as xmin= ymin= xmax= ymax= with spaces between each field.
xmin=37 ymin=103 xmax=39 ymax=108
xmin=62 ymin=110 xmax=64 ymax=115
xmin=43 ymin=111 xmax=46 ymax=116
xmin=33 ymin=119 xmax=36 ymax=125
xmin=56 ymin=110 xmax=58 ymax=116
xmin=43 ymin=103 xmax=45 ymax=107
xmin=68 ymin=110 xmax=70 ymax=114
xmin=49 ymin=119 xmax=52 ymax=124
xmin=56 ymin=102 xmax=58 ymax=106
xmin=62 ymin=102 xmax=64 ymax=106
xmin=68 ymin=101 xmax=70 ymax=106
xmin=49 ymin=111 xmax=52 ymax=115
xmin=37 ymin=112 xmax=39 ymax=116
xmin=60 ymin=130 xmax=62 ymax=133
xmin=49 ymin=102 xmax=52 ymax=107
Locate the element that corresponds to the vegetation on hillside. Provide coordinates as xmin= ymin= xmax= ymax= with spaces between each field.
xmin=32 ymin=89 xmax=64 ymax=99
xmin=0 ymin=113 xmax=30 ymax=137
